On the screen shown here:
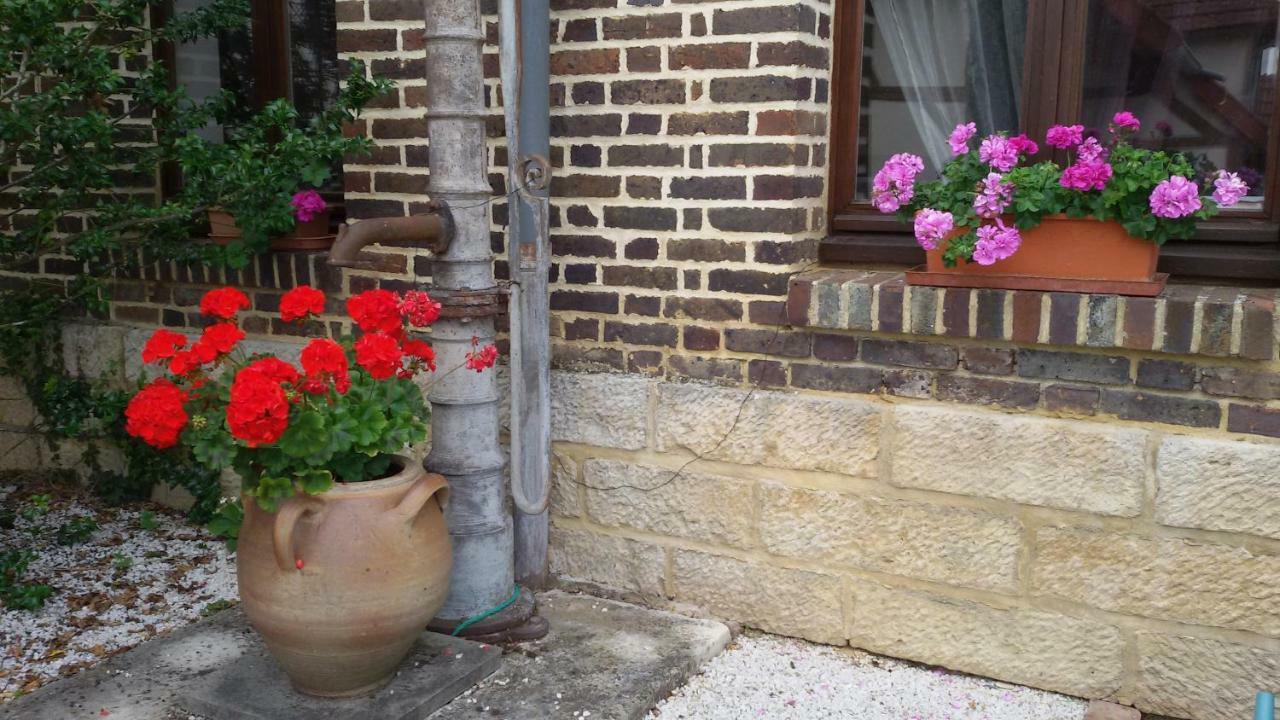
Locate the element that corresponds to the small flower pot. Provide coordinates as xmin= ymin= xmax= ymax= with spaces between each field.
xmin=207 ymin=208 xmax=242 ymax=242
xmin=236 ymin=457 xmax=452 ymax=698
xmin=206 ymin=208 xmax=336 ymax=251
xmin=909 ymin=215 xmax=1167 ymax=296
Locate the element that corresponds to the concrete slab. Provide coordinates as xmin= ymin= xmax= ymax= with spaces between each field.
xmin=432 ymin=590 xmax=731 ymax=720
xmin=180 ymin=632 xmax=500 ymax=720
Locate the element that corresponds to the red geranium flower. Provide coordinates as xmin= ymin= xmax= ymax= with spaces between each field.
xmin=124 ymin=379 xmax=189 ymax=449
xmin=226 ymin=365 xmax=292 ymax=446
xmin=399 ymin=291 xmax=442 ymax=328
xmin=465 ymin=343 xmax=499 ymax=372
xmin=401 ymin=339 xmax=436 ymax=372
xmin=300 ymin=338 xmax=351 ymax=394
xmin=195 ymin=322 xmax=245 ymax=356
xmin=141 ymin=329 xmax=187 ymax=364
xmin=280 ymin=286 xmax=326 ymax=323
xmin=347 ymin=290 xmax=403 ymax=336
xmin=199 ymin=287 xmax=250 ymax=320
xmin=354 ymin=333 xmax=402 ymax=380
xmin=242 ymin=357 xmax=301 ymax=386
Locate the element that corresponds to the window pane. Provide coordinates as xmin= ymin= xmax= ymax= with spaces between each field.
xmin=856 ymin=0 xmax=1027 ymax=200
xmin=1083 ymin=0 xmax=1278 ymax=209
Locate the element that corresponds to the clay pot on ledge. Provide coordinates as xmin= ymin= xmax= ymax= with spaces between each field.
xmin=207 ymin=208 xmax=336 ymax=252
xmin=236 ymin=456 xmax=452 ymax=698
xmin=908 ymin=215 xmax=1167 ymax=296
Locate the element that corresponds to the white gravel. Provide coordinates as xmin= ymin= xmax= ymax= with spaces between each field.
xmin=0 ymin=485 xmax=237 ymax=701
xmin=648 ymin=633 xmax=1087 ymax=720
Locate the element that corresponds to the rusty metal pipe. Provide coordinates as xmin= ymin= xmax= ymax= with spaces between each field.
xmin=327 ymin=208 xmax=452 ymax=269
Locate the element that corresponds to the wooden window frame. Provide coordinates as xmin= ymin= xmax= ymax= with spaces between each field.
xmin=824 ymin=0 xmax=1280 ymax=282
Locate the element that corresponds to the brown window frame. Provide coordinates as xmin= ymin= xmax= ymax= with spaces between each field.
xmin=824 ymin=0 xmax=1280 ymax=282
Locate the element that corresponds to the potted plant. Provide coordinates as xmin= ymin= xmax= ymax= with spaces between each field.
xmin=874 ymin=112 xmax=1249 ymax=295
xmin=122 ymin=284 xmax=497 ymax=697
xmin=207 ymin=187 xmax=334 ymax=251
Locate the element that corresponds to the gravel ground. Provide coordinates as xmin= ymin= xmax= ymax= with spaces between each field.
xmin=648 ymin=633 xmax=1087 ymax=720
xmin=0 ymin=484 xmax=236 ymax=702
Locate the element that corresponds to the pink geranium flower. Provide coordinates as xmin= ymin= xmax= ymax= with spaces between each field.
xmin=291 ymin=189 xmax=327 ymax=223
xmin=973 ymin=172 xmax=1013 ymax=219
xmin=1076 ymin=137 xmax=1106 ymax=163
xmin=1009 ymin=134 xmax=1038 ymax=156
xmin=1112 ymin=111 xmax=1140 ymax=132
xmin=913 ymin=209 xmax=954 ymax=251
xmin=1149 ymin=176 xmax=1202 ymax=218
xmin=1060 ymin=159 xmax=1113 ymax=192
xmin=1045 ymin=124 xmax=1084 ymax=149
xmin=948 ymin=122 xmax=977 ymax=156
xmin=1212 ymin=171 xmax=1248 ymax=208
xmin=978 ymin=135 xmax=1018 ymax=172
xmin=871 ymin=153 xmax=925 ymax=213
xmin=971 ymin=221 xmax=1021 ymax=266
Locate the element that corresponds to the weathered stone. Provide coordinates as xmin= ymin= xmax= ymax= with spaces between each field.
xmin=1156 ymin=435 xmax=1280 ymax=539
xmin=0 ymin=375 xmax=37 ymax=429
xmin=583 ymin=459 xmax=755 ymax=549
xmin=758 ymin=483 xmax=1021 ymax=592
xmin=1130 ymin=632 xmax=1280 ymax=720
xmin=64 ymin=323 xmax=128 ymax=383
xmin=0 ymin=430 xmax=41 ymax=470
xmin=550 ymin=451 xmax=581 ymax=519
xmin=672 ymin=549 xmax=843 ymax=644
xmin=1032 ymin=526 xmax=1280 ymax=636
xmin=656 ymin=383 xmax=881 ymax=477
xmin=891 ymin=406 xmax=1146 ymax=516
xmin=847 ymin=582 xmax=1124 ymax=699
xmin=550 ymin=372 xmax=649 ymax=450
xmin=549 ymin=527 xmax=666 ymax=599
xmin=1083 ymin=700 xmax=1140 ymax=720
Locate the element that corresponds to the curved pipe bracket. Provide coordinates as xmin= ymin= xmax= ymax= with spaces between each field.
xmin=327 ymin=201 xmax=453 ymax=269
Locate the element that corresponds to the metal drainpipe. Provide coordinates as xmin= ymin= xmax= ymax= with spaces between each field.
xmin=421 ymin=0 xmax=545 ymax=640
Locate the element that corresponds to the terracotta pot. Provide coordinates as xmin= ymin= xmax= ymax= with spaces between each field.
xmin=912 ymin=215 xmax=1167 ymax=296
xmin=208 ymin=208 xmax=242 ymax=241
xmin=273 ymin=208 xmax=335 ymax=252
xmin=237 ymin=457 xmax=451 ymax=698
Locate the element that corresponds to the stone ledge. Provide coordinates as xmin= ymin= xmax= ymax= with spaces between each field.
xmin=787 ymin=269 xmax=1279 ymax=361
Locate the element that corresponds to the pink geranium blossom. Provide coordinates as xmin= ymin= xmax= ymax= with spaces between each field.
xmin=1009 ymin=134 xmax=1038 ymax=156
xmin=1149 ymin=176 xmax=1202 ymax=218
xmin=978 ymin=135 xmax=1018 ymax=172
xmin=291 ymin=189 xmax=327 ymax=223
xmin=1045 ymin=124 xmax=1084 ymax=149
xmin=1060 ymin=159 xmax=1113 ymax=192
xmin=948 ymin=122 xmax=977 ymax=156
xmin=971 ymin=221 xmax=1022 ymax=266
xmin=1076 ymin=137 xmax=1106 ymax=163
xmin=1112 ymin=111 xmax=1140 ymax=132
xmin=913 ymin=209 xmax=954 ymax=251
xmin=1211 ymin=171 xmax=1248 ymax=208
xmin=973 ymin=172 xmax=1013 ymax=219
xmin=871 ymin=153 xmax=925 ymax=213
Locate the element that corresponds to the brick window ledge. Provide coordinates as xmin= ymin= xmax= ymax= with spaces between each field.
xmin=787 ymin=269 xmax=1279 ymax=362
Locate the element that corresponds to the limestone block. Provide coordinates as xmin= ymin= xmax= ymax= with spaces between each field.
xmin=0 ymin=375 xmax=38 ymax=429
xmin=0 ymin=431 xmax=42 ymax=471
xmin=848 ymin=582 xmax=1124 ymax=699
xmin=549 ymin=526 xmax=666 ymax=599
xmin=549 ymin=450 xmax=581 ymax=519
xmin=63 ymin=323 xmax=127 ymax=382
xmin=671 ymin=549 xmax=844 ymax=644
xmin=891 ymin=405 xmax=1146 ymax=516
xmin=1156 ymin=435 xmax=1280 ymax=540
xmin=1129 ymin=632 xmax=1280 ymax=720
xmin=583 ymin=459 xmax=755 ymax=549
xmin=656 ymin=383 xmax=881 ymax=477
xmin=550 ymin=372 xmax=649 ymax=450
xmin=1033 ymin=526 xmax=1280 ymax=636
xmin=758 ymin=483 xmax=1022 ymax=592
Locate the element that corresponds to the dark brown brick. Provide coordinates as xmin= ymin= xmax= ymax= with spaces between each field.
xmin=1017 ymin=349 xmax=1130 ymax=384
xmin=669 ymin=43 xmax=751 ymax=70
xmin=602 ymin=13 xmax=682 ymax=40
xmin=861 ymin=339 xmax=957 ymax=370
xmin=791 ymin=364 xmax=882 ymax=394
xmin=1200 ymin=367 xmax=1280 ymax=400
xmin=937 ymin=376 xmax=1040 ymax=409
xmin=1102 ymin=390 xmax=1221 ymax=428
xmin=753 ymin=175 xmax=823 ymax=200
xmin=709 ymin=76 xmax=811 ymax=103
xmin=551 ymin=48 xmax=620 ymax=75
xmin=1240 ymin=292 xmax=1277 ymax=360
xmin=753 ymin=239 xmax=817 ymax=265
xmin=551 ymin=290 xmax=618 ymax=314
xmin=664 ymin=297 xmax=742 ymax=322
xmin=1199 ymin=288 xmax=1236 ymax=356
xmin=569 ymin=144 xmax=603 ymax=167
xmin=668 ymin=111 xmax=750 ymax=136
xmin=374 ymin=172 xmax=428 ymax=195
xmin=626 ymin=175 xmax=662 ymax=199
xmin=627 ymin=113 xmax=662 ymax=135
xmin=709 ymin=143 xmax=807 ymax=167
xmin=668 ymin=355 xmax=744 ymax=383
xmin=603 ymin=265 xmax=678 ymax=290
xmin=623 ymin=294 xmax=661 ymax=317
xmin=552 ymin=345 xmax=625 ymax=372
xmin=626 ymin=46 xmax=662 ymax=72
xmin=878 ymin=279 xmax=904 ymax=333
xmin=563 ymin=318 xmax=599 ymax=341
xmin=1136 ymin=359 xmax=1196 ymax=391
xmin=1227 ymin=404 xmax=1280 ymax=438
xmin=755 ymin=109 xmax=825 ymax=136
xmin=571 ymin=81 xmax=605 ymax=105
xmin=683 ymin=326 xmax=720 ymax=351
xmin=813 ymin=333 xmax=858 ymax=361
xmin=1044 ymin=384 xmax=1100 ymax=416
xmin=604 ymin=321 xmax=678 ymax=347
xmin=624 ymin=237 xmax=658 ymax=260
xmin=114 ymin=305 xmax=160 ymax=324
xmin=668 ymin=238 xmax=745 ymax=262
xmin=683 ymin=208 xmax=702 ymax=231
xmin=707 ymin=207 xmax=806 ymax=233
xmin=962 ymin=347 xmax=1014 ymax=375
xmin=563 ymin=263 xmax=597 ymax=284
xmin=610 ymin=79 xmax=685 ymax=105
xmin=1122 ymin=296 xmax=1157 ymax=350
xmin=337 ymin=29 xmax=397 ymax=53
xmin=669 ymin=176 xmax=747 ymax=200
xmin=371 ymin=118 xmax=427 ymax=139
xmin=749 ymin=359 xmax=787 ymax=388
xmin=757 ymin=41 xmax=828 ymax=68
xmin=1047 ymin=293 xmax=1080 ymax=345
xmin=1162 ymin=286 xmax=1199 ymax=354
xmin=725 ymin=328 xmax=811 ymax=357
xmin=607 ymin=144 xmax=683 ymax=166
xmin=709 ymin=269 xmax=790 ymax=296
xmin=345 ymin=198 xmax=405 ymax=220
xmin=336 ymin=1 xmax=365 ymax=22
xmin=1011 ymin=291 xmax=1043 ymax=344
xmin=975 ymin=290 xmax=1006 ymax=340
xmin=942 ymin=288 xmax=970 ymax=337
xmin=369 ymin=0 xmax=421 ymax=21
xmin=550 ymin=113 xmax=623 ymax=137
xmin=627 ymin=350 xmax=665 ymax=376
xmin=603 ymin=206 xmax=677 ymax=231
xmin=562 ymin=18 xmax=598 ymax=42
xmin=712 ymin=4 xmax=816 ymax=35
xmin=552 ymin=174 xmax=621 ymax=198
xmin=749 ymin=300 xmax=787 ymax=326
xmin=883 ymin=369 xmax=934 ymax=399
xmin=552 ymin=234 xmax=616 ymax=258
xmin=566 ymin=205 xmax=598 ymax=227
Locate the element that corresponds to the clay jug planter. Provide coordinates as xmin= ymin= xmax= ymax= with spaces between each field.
xmin=908 ymin=215 xmax=1167 ymax=296
xmin=236 ymin=456 xmax=451 ymax=698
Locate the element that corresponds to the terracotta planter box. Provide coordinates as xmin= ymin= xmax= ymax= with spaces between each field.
xmin=908 ymin=215 xmax=1167 ymax=296
xmin=208 ymin=208 xmax=335 ymax=251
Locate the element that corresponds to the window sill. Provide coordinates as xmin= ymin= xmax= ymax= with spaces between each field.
xmin=786 ymin=268 xmax=1279 ymax=361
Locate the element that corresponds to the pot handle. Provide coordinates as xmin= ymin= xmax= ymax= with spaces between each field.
xmin=273 ymin=496 xmax=325 ymax=572
xmin=394 ymin=473 xmax=450 ymax=524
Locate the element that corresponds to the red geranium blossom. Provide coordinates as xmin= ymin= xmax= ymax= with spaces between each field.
xmin=401 ymin=339 xmax=437 ymax=372
xmin=141 ymin=329 xmax=187 ymax=364
xmin=280 ymin=286 xmax=326 ymax=323
xmin=354 ymin=333 xmax=402 ymax=380
xmin=347 ymin=290 xmax=403 ymax=337
xmin=465 ymin=343 xmax=499 ymax=372
xmin=242 ymin=357 xmax=301 ymax=386
xmin=226 ymin=365 xmax=292 ymax=446
xmin=300 ymin=338 xmax=351 ymax=394
xmin=195 ymin=322 xmax=245 ymax=356
xmin=199 ymin=287 xmax=250 ymax=320
xmin=399 ymin=291 xmax=442 ymax=327
xmin=124 ymin=379 xmax=189 ymax=449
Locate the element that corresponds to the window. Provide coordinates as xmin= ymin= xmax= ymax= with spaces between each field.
xmin=826 ymin=0 xmax=1280 ymax=281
